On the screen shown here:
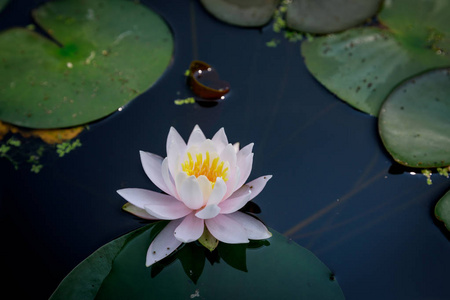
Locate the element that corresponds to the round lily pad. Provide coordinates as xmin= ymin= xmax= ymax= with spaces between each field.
xmin=378 ymin=68 xmax=450 ymax=168
xmin=0 ymin=0 xmax=173 ymax=129
xmin=301 ymin=0 xmax=450 ymax=116
xmin=199 ymin=0 xmax=279 ymax=27
xmin=435 ymin=189 xmax=450 ymax=231
xmin=50 ymin=223 xmax=345 ymax=299
xmin=286 ymin=0 xmax=382 ymax=34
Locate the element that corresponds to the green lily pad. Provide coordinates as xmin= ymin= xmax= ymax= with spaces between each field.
xmin=0 ymin=0 xmax=173 ymax=129
xmin=199 ymin=0 xmax=279 ymax=27
xmin=435 ymin=189 xmax=450 ymax=231
xmin=378 ymin=68 xmax=450 ymax=168
xmin=301 ymin=0 xmax=450 ymax=116
xmin=50 ymin=222 xmax=344 ymax=300
xmin=286 ymin=0 xmax=382 ymax=34
xmin=0 ymin=0 xmax=9 ymax=12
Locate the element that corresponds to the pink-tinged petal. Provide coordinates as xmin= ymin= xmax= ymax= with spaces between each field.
xmin=224 ymin=166 xmax=241 ymax=200
xmin=219 ymin=143 xmax=237 ymax=170
xmin=187 ymin=125 xmax=206 ymax=147
xmin=236 ymin=153 xmax=253 ymax=189
xmin=227 ymin=211 xmax=272 ymax=240
xmin=219 ymin=185 xmax=251 ymax=214
xmin=211 ymin=128 xmax=228 ymax=153
xmin=122 ymin=203 xmax=159 ymax=220
xmin=246 ymin=175 xmax=272 ymax=200
xmin=139 ymin=151 xmax=171 ymax=196
xmin=117 ymin=188 xmax=179 ymax=210
xmin=237 ymin=143 xmax=253 ymax=159
xmin=205 ymin=214 xmax=249 ymax=244
xmin=207 ymin=177 xmax=227 ymax=206
xmin=174 ymin=213 xmax=204 ymax=243
xmin=195 ymin=204 xmax=221 ymax=219
xmin=178 ymin=175 xmax=204 ymax=210
xmin=117 ymin=189 xmax=190 ymax=220
xmin=167 ymin=127 xmax=186 ymax=176
xmin=146 ymin=220 xmax=183 ymax=267
xmin=161 ymin=158 xmax=179 ymax=199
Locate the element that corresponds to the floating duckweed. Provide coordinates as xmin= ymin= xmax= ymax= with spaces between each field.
xmin=437 ymin=167 xmax=450 ymax=178
xmin=266 ymin=39 xmax=280 ymax=47
xmin=174 ymin=97 xmax=195 ymax=105
xmin=56 ymin=139 xmax=82 ymax=157
xmin=7 ymin=137 xmax=21 ymax=147
xmin=31 ymin=164 xmax=43 ymax=173
xmin=422 ymin=169 xmax=432 ymax=185
xmin=272 ymin=1 xmax=289 ymax=33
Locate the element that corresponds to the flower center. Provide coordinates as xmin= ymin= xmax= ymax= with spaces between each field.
xmin=181 ymin=151 xmax=229 ymax=184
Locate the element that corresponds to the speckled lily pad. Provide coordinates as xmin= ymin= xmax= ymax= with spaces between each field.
xmin=50 ymin=223 xmax=345 ymax=300
xmin=435 ymin=189 xmax=450 ymax=231
xmin=199 ymin=0 xmax=279 ymax=27
xmin=0 ymin=0 xmax=173 ymax=129
xmin=286 ymin=0 xmax=382 ymax=34
xmin=378 ymin=68 xmax=450 ymax=168
xmin=301 ymin=0 xmax=450 ymax=116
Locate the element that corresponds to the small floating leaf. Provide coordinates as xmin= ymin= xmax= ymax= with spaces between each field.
xmin=435 ymin=189 xmax=450 ymax=231
xmin=199 ymin=0 xmax=279 ymax=27
xmin=0 ymin=0 xmax=173 ymax=128
xmin=301 ymin=0 xmax=450 ymax=116
xmin=286 ymin=0 xmax=382 ymax=34
xmin=378 ymin=68 xmax=450 ymax=168
xmin=188 ymin=60 xmax=230 ymax=99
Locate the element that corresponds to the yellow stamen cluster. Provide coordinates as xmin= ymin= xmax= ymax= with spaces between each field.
xmin=182 ymin=151 xmax=229 ymax=184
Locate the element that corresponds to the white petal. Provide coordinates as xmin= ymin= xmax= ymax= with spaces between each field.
xmin=233 ymin=142 xmax=240 ymax=153
xmin=198 ymin=139 xmax=217 ymax=154
xmin=246 ymin=175 xmax=272 ymax=200
xmin=175 ymin=171 xmax=188 ymax=192
xmin=161 ymin=157 xmax=178 ymax=199
xmin=218 ymin=185 xmax=251 ymax=214
xmin=236 ymin=153 xmax=253 ymax=189
xmin=117 ymin=188 xmax=179 ymax=210
xmin=174 ymin=212 xmax=204 ymax=242
xmin=227 ymin=211 xmax=272 ymax=240
xmin=139 ymin=151 xmax=171 ymax=195
xmin=167 ymin=127 xmax=186 ymax=177
xmin=212 ymin=128 xmax=228 ymax=153
xmin=197 ymin=175 xmax=213 ymax=204
xmin=122 ymin=203 xmax=159 ymax=220
xmin=146 ymin=220 xmax=183 ymax=267
xmin=219 ymin=143 xmax=237 ymax=170
xmin=195 ymin=204 xmax=221 ymax=219
xmin=205 ymin=214 xmax=249 ymax=244
xmin=187 ymin=125 xmax=206 ymax=147
xmin=207 ymin=177 xmax=227 ymax=206
xmin=178 ymin=175 xmax=204 ymax=210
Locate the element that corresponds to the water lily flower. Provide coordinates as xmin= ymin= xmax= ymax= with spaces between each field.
xmin=117 ymin=125 xmax=272 ymax=267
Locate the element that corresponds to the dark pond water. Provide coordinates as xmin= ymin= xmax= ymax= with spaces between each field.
xmin=1 ymin=0 xmax=449 ymax=299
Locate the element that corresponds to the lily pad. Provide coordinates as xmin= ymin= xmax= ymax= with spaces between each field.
xmin=301 ymin=0 xmax=450 ymax=116
xmin=378 ymin=68 xmax=450 ymax=168
xmin=435 ymin=189 xmax=450 ymax=231
xmin=286 ymin=0 xmax=382 ymax=34
xmin=0 ymin=0 xmax=9 ymax=12
xmin=50 ymin=223 xmax=344 ymax=299
xmin=199 ymin=0 xmax=279 ymax=27
xmin=0 ymin=0 xmax=173 ymax=129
